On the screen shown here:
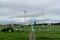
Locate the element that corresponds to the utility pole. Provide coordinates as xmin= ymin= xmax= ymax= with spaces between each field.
xmin=24 ymin=10 xmax=27 ymax=30
xmin=42 ymin=11 xmax=44 ymax=24
xmin=41 ymin=10 xmax=44 ymax=27
xmin=24 ymin=11 xmax=27 ymax=25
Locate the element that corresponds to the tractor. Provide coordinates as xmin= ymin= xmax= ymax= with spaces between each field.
xmin=1 ymin=26 xmax=15 ymax=32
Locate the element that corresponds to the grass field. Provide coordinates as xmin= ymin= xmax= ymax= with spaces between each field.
xmin=0 ymin=32 xmax=29 ymax=40
xmin=0 ymin=25 xmax=30 ymax=40
xmin=0 ymin=25 xmax=60 ymax=40
xmin=35 ymin=25 xmax=60 ymax=40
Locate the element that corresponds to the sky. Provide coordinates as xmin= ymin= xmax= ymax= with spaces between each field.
xmin=0 ymin=0 xmax=60 ymax=24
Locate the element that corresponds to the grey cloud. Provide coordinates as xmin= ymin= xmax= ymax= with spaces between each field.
xmin=0 ymin=0 xmax=60 ymax=24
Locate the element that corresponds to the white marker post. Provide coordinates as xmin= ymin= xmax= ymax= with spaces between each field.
xmin=31 ymin=26 xmax=35 ymax=32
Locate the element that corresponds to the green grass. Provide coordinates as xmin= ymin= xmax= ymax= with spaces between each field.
xmin=0 ymin=25 xmax=30 ymax=40
xmin=35 ymin=25 xmax=60 ymax=40
xmin=0 ymin=32 xmax=29 ymax=40
xmin=0 ymin=25 xmax=60 ymax=40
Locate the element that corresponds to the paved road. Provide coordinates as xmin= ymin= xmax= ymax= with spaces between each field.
xmin=29 ymin=32 xmax=36 ymax=40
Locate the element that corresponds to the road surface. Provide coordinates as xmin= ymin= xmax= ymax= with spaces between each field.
xmin=29 ymin=31 xmax=36 ymax=40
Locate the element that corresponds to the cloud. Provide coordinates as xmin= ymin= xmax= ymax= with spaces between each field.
xmin=0 ymin=0 xmax=60 ymax=24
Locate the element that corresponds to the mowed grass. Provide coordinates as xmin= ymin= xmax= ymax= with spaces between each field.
xmin=0 ymin=32 xmax=29 ymax=40
xmin=0 ymin=25 xmax=60 ymax=40
xmin=0 ymin=25 xmax=31 ymax=40
xmin=34 ymin=25 xmax=60 ymax=40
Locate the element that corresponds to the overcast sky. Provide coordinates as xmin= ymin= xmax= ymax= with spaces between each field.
xmin=0 ymin=0 xmax=60 ymax=24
